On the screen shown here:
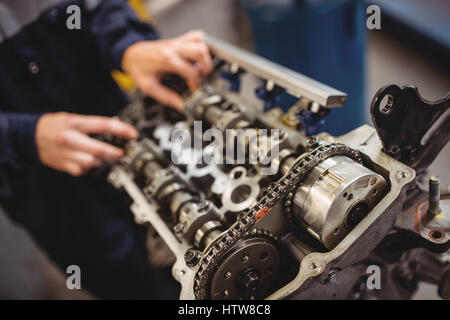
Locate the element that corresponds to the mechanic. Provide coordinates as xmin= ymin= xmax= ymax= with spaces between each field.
xmin=0 ymin=0 xmax=212 ymax=298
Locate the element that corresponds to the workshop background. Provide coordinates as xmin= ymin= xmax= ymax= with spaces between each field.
xmin=142 ymin=0 xmax=450 ymax=299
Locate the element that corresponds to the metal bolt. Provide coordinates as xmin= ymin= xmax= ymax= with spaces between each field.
xmin=388 ymin=145 xmax=401 ymax=158
xmin=174 ymin=222 xmax=186 ymax=234
xmin=242 ymin=255 xmax=249 ymax=262
xmin=306 ymin=136 xmax=320 ymax=151
xmin=224 ymin=272 xmax=232 ymax=279
xmin=397 ymin=171 xmax=408 ymax=179
xmin=184 ymin=249 xmax=202 ymax=267
xmin=239 ymin=269 xmax=260 ymax=291
xmin=328 ymin=270 xmax=338 ymax=283
xmin=428 ymin=176 xmax=441 ymax=215
xmin=310 ymin=102 xmax=320 ymax=113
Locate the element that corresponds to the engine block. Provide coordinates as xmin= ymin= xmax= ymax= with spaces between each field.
xmin=106 ymin=36 xmax=450 ymax=300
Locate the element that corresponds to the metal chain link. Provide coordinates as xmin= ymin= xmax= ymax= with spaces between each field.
xmin=193 ymin=142 xmax=363 ymax=299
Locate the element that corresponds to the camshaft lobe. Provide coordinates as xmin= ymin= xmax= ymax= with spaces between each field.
xmin=193 ymin=143 xmax=364 ymax=299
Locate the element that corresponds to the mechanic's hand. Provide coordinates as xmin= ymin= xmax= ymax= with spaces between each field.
xmin=121 ymin=30 xmax=213 ymax=111
xmin=35 ymin=112 xmax=138 ymax=177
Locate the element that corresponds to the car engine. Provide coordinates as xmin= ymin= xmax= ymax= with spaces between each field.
xmin=105 ymin=35 xmax=450 ymax=300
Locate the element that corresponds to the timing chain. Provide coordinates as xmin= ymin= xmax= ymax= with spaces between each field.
xmin=193 ymin=142 xmax=364 ymax=299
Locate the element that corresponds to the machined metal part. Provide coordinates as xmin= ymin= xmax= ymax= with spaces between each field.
xmin=370 ymin=85 xmax=450 ymax=174
xmin=194 ymin=221 xmax=222 ymax=249
xmin=209 ymin=236 xmax=280 ymax=300
xmin=428 ymin=176 xmax=442 ymax=215
xmin=268 ymin=125 xmax=415 ymax=300
xmin=105 ymin=35 xmax=449 ymax=300
xmin=220 ymin=166 xmax=260 ymax=214
xmin=282 ymin=233 xmax=314 ymax=262
xmin=177 ymin=200 xmax=221 ymax=243
xmin=107 ymin=166 xmax=197 ymax=299
xmin=291 ymin=155 xmax=388 ymax=248
xmin=396 ymin=194 xmax=450 ymax=247
xmin=206 ymin=35 xmax=347 ymax=107
xmin=193 ymin=143 xmax=367 ymax=299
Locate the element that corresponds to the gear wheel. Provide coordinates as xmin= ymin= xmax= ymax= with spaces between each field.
xmin=194 ymin=143 xmax=364 ymax=299
xmin=208 ymin=230 xmax=280 ymax=300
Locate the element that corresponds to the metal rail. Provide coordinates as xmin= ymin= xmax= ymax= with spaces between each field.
xmin=206 ymin=35 xmax=347 ymax=108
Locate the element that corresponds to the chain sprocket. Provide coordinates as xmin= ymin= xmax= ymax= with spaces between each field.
xmin=193 ymin=142 xmax=364 ymax=299
xmin=209 ymin=229 xmax=280 ymax=299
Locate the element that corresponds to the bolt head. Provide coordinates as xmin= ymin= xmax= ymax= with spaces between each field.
xmin=328 ymin=270 xmax=338 ymax=283
xmin=174 ymin=222 xmax=185 ymax=234
xmin=239 ymin=270 xmax=260 ymax=291
xmin=184 ymin=249 xmax=201 ymax=267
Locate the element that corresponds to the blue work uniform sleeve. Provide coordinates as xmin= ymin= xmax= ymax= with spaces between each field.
xmin=83 ymin=0 xmax=159 ymax=72
xmin=0 ymin=113 xmax=41 ymax=168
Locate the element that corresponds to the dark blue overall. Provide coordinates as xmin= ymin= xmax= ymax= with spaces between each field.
xmin=0 ymin=0 xmax=177 ymax=299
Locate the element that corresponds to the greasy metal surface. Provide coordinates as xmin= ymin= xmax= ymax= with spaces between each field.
xmin=291 ymin=155 xmax=388 ymax=248
xmin=105 ymin=36 xmax=439 ymax=300
xmin=108 ymin=167 xmax=197 ymax=299
xmin=209 ymin=237 xmax=280 ymax=300
xmin=267 ymin=125 xmax=415 ymax=299
xmin=396 ymin=195 xmax=450 ymax=246
xmin=370 ymin=84 xmax=450 ymax=173
xmin=193 ymin=142 xmax=365 ymax=299
xmin=110 ymin=117 xmax=415 ymax=300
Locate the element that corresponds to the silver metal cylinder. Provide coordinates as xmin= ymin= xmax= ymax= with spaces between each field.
xmin=428 ymin=175 xmax=441 ymax=215
xmin=292 ymin=155 xmax=387 ymax=249
xmin=282 ymin=233 xmax=313 ymax=262
xmin=194 ymin=221 xmax=222 ymax=249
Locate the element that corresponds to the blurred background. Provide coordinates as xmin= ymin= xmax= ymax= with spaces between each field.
xmin=142 ymin=0 xmax=449 ymax=299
